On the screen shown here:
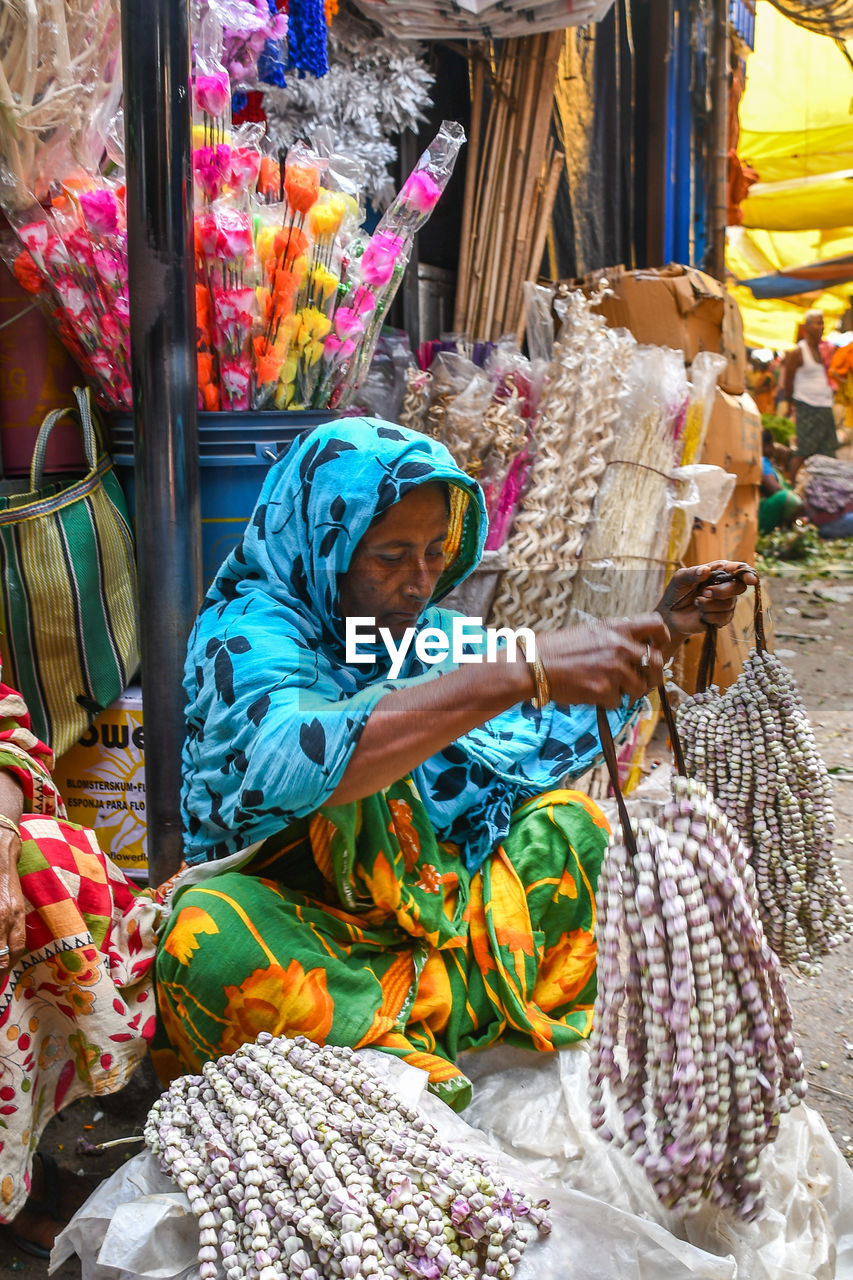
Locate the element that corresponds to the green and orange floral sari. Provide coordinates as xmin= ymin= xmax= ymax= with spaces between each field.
xmin=155 ymin=779 xmax=610 ymax=1108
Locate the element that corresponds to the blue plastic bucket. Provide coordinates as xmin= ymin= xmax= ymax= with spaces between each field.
xmin=110 ymin=410 xmax=333 ymax=585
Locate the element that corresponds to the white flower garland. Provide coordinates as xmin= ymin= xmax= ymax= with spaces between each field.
xmin=146 ymin=1033 xmax=552 ymax=1280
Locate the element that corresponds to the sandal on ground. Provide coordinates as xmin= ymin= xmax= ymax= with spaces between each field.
xmin=0 ymin=1151 xmax=63 ymax=1259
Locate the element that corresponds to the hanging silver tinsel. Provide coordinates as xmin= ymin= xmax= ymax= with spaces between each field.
xmin=263 ymin=6 xmax=435 ymax=208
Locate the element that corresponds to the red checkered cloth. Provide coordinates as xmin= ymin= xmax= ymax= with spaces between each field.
xmin=0 ymin=818 xmax=163 ymax=1222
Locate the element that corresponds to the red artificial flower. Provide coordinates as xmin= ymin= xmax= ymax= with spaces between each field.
xmin=12 ymin=250 xmax=44 ymax=294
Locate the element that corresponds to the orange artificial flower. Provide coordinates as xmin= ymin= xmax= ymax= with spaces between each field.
xmin=284 ymin=163 xmax=320 ymax=216
xmin=257 ymin=156 xmax=281 ymax=201
xmin=253 ymin=336 xmax=281 ymax=385
xmin=12 ymin=250 xmax=44 ymax=294
xmin=196 ymin=284 xmax=213 ymax=337
xmin=202 ymin=382 xmax=220 ymax=410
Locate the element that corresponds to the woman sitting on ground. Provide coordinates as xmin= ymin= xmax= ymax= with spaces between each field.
xmin=154 ymin=418 xmax=752 ymax=1106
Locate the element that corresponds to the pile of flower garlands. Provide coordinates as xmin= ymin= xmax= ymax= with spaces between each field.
xmin=145 ymin=1033 xmax=552 ymax=1280
xmin=677 ymin=648 xmax=853 ymax=974
xmin=589 ymin=775 xmax=806 ymax=1221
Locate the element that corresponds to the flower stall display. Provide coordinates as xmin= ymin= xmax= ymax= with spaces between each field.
xmin=191 ymin=121 xmax=462 ymax=416
xmin=0 ymin=0 xmax=447 ymax=420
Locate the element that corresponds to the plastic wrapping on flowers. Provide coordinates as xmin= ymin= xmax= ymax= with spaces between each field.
xmin=0 ymin=0 xmax=458 ymax=418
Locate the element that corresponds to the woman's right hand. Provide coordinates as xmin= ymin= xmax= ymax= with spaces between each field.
xmin=0 ymin=829 xmax=26 ymax=973
xmin=536 ymin=613 xmax=670 ymax=709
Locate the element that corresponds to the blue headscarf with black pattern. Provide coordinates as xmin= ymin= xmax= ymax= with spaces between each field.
xmin=182 ymin=418 xmax=632 ymax=869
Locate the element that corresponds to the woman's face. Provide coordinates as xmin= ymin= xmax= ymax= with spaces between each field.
xmin=338 ymin=483 xmax=449 ymax=639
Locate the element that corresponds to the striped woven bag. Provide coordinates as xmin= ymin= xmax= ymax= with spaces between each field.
xmin=0 ymin=386 xmax=139 ymax=756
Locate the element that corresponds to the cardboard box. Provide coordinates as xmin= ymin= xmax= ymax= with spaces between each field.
xmin=585 ymin=264 xmax=746 ymax=396
xmin=53 ymin=686 xmax=148 ymax=880
xmin=687 ymin=482 xmax=759 ymax=568
xmin=700 ymin=389 xmax=762 ymax=486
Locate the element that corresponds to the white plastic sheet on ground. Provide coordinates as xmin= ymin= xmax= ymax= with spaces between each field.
xmin=50 ymin=1043 xmax=853 ymax=1280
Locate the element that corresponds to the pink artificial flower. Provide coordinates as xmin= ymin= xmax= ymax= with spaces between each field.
xmin=333 ymin=307 xmax=367 ymax=341
xmin=196 ymin=211 xmax=221 ymax=257
xmin=360 ymin=231 xmax=403 ymax=288
xmin=99 ymin=312 xmax=124 ymax=347
xmin=79 ymin=188 xmax=120 ymax=236
xmin=350 ymin=286 xmax=376 ymax=315
xmin=64 ymin=226 xmax=95 ymax=268
xmin=89 ymin=351 xmax=116 ymax=381
xmin=215 ymin=207 xmax=253 ymax=261
xmin=213 ymin=286 xmax=255 ymax=339
xmin=400 ymin=170 xmax=442 ymax=215
xmin=43 ymin=236 xmax=68 ymax=270
xmin=18 ymin=221 xmax=49 ymax=257
xmin=220 ymin=359 xmax=251 ymax=409
xmin=193 ymin=71 xmax=231 ymax=119
xmin=92 ymin=246 xmax=122 ymax=290
xmin=322 ymin=335 xmax=356 ymax=362
xmin=230 ymin=147 xmax=262 ymax=191
xmin=53 ymin=280 xmax=89 ymax=318
xmin=193 ymin=145 xmax=232 ymax=201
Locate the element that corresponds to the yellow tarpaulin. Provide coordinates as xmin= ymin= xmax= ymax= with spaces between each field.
xmin=737 ymin=5 xmax=853 ymax=188
xmin=727 ymin=1 xmax=853 ymax=348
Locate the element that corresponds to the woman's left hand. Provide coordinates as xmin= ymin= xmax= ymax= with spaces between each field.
xmin=656 ymin=560 xmax=759 ymax=642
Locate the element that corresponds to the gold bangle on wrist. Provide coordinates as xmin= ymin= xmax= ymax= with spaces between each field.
xmin=528 ymin=656 xmax=552 ymax=710
xmin=0 ymin=814 xmax=21 ymax=839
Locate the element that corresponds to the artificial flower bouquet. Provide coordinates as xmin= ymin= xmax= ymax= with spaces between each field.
xmin=0 ymin=0 xmax=461 ymax=417
xmin=4 ymin=180 xmax=133 ymax=410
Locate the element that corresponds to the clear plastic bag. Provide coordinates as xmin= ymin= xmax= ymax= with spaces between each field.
xmin=667 ymin=463 xmax=737 ymax=524
xmin=322 ymin=121 xmax=466 ymax=410
xmin=569 ymin=344 xmax=690 ymax=621
xmin=522 ymin=281 xmax=556 ymax=364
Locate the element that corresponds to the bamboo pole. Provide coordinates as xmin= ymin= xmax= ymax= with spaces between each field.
xmin=516 ymin=149 xmax=564 ymax=344
xmin=454 ymin=47 xmax=486 ymax=332
xmin=480 ymin=39 xmax=531 ymax=338
xmin=491 ymin=34 xmax=543 ymax=336
xmin=502 ymin=30 xmax=563 ymax=335
xmin=467 ymin=40 xmax=516 ymax=333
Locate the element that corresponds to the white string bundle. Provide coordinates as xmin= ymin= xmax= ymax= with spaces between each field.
xmin=0 ymin=0 xmax=122 ymax=202
xmin=489 ymin=290 xmax=634 ymax=632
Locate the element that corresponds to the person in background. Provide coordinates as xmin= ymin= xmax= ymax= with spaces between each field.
xmin=840 ymin=294 xmax=853 ymax=334
xmin=0 ymin=680 xmax=161 ymax=1257
xmin=746 ymin=351 xmax=777 ymax=416
xmin=783 ymin=309 xmax=838 ymax=478
xmin=759 ymin=429 xmax=805 ymax=535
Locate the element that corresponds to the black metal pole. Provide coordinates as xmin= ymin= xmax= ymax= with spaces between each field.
xmin=121 ymin=0 xmax=202 ymax=885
